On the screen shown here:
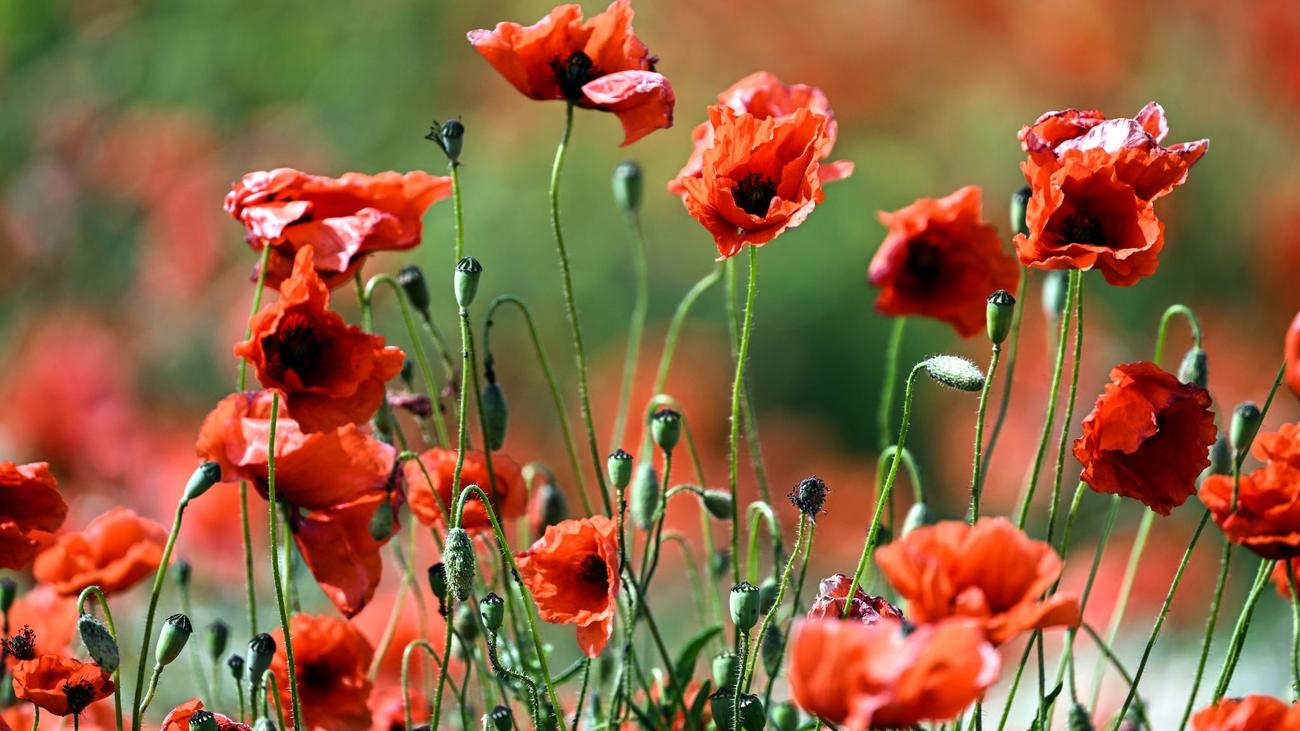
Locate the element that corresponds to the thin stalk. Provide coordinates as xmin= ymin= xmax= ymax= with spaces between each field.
xmin=1088 ymin=510 xmax=1153 ymax=711
xmin=236 ymin=243 xmax=273 ymax=637
xmin=877 ymin=318 xmax=906 ymax=450
xmin=1289 ymin=563 xmax=1300 ymax=700
xmin=1046 ymin=273 xmax=1085 ymax=544
xmin=741 ymin=515 xmax=806 ymax=692
xmin=363 ymin=274 xmax=450 ymax=447
xmin=726 ymin=247 xmax=759 ymax=585
xmin=723 ymin=260 xmax=772 ymax=507
xmin=1176 ymin=537 xmax=1234 ymax=729
xmin=979 ymin=265 xmax=1026 ymax=494
xmin=968 ymin=346 xmax=1001 ymax=522
xmin=265 ymin=393 xmax=303 ymax=731
xmin=129 ymin=501 xmax=187 ymax=731
xmin=762 ymin=523 xmax=816 ymax=711
xmin=1212 ymin=558 xmax=1275 ymax=700
xmin=610 ymin=210 xmax=650 ymax=451
xmin=450 ymin=162 xmax=465 ymax=262
xmin=76 ymin=587 xmax=123 ymax=731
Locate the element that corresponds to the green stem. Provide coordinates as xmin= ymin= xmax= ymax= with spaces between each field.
xmin=138 ymin=665 xmax=163 ymax=716
xmin=403 ymin=639 xmax=460 ymax=731
xmin=978 ymin=266 xmax=1026 ymax=495
xmin=363 ymin=274 xmax=450 ymax=448
xmin=1046 ymin=273 xmax=1085 ymax=544
xmin=76 ymin=587 xmax=123 ymax=731
xmin=1289 ymin=563 xmax=1300 ymax=701
xmin=1080 ymin=624 xmax=1150 ymax=729
xmin=1211 ymin=558 xmax=1274 ymax=700
xmin=129 ymin=500 xmax=186 ymax=731
xmin=877 ymin=318 xmax=906 ymax=450
xmin=744 ymin=501 xmax=783 ymax=584
xmin=1088 ymin=509 xmax=1153 ymax=711
xmin=741 ymin=515 xmax=806 ymax=692
xmin=726 ymin=246 xmax=759 ymax=586
xmin=731 ymin=630 xmax=748 ymax=731
xmin=450 ymin=162 xmax=465 ymax=263
xmin=762 ymin=523 xmax=815 ymax=711
xmin=236 ymin=243 xmax=273 ymax=637
xmin=724 ymin=261 xmax=772 ymax=510
xmin=264 ymin=393 xmax=303 ymax=731
xmin=611 ymin=211 xmax=650 ymax=451
xmin=968 ymin=347 xmax=1001 ymax=522
xmin=1177 ymin=537 xmax=1233 ymax=729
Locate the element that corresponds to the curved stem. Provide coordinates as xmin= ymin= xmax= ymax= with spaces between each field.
xmin=875 ymin=445 xmax=923 ymax=504
xmin=979 ymin=265 xmax=1026 ymax=495
xmin=726 ymin=247 xmax=760 ymax=586
xmin=611 ymin=211 xmax=650 ymax=451
xmin=129 ymin=501 xmax=186 ymax=731
xmin=661 ymin=531 xmax=710 ymax=627
xmin=1152 ymin=304 xmax=1204 ymax=365
xmin=138 ymin=665 xmax=162 ymax=716
xmin=762 ymin=522 xmax=815 ymax=711
xmin=264 ymin=393 xmax=303 ymax=731
xmin=744 ymin=501 xmax=783 ymax=584
xmin=363 ymin=274 xmax=450 ymax=448
xmin=402 ymin=639 xmax=459 ymax=731
xmin=76 ymin=587 xmax=123 ymax=731
xmin=877 ymin=318 xmax=906 ymax=451
xmin=968 ymin=347 xmax=1001 ymax=522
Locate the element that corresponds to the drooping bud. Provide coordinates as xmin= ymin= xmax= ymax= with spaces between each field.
xmin=481 ymin=381 xmax=509 ymax=451
xmin=737 ymin=693 xmax=765 ymax=731
xmin=247 ymin=633 xmax=276 ymax=684
xmin=902 ymin=502 xmax=934 ymax=536
xmin=1207 ymin=434 xmax=1231 ymax=477
xmin=986 ymin=290 xmax=1015 ymax=346
xmin=629 ymin=462 xmax=660 ymax=530
xmin=1068 ymin=703 xmax=1095 ymax=731
xmin=1178 ymin=347 xmax=1208 ymax=388
xmin=710 ymin=550 xmax=732 ymax=579
xmin=650 ymin=408 xmax=682 ymax=453
xmin=206 ymin=620 xmax=230 ymax=662
xmin=730 ymin=582 xmax=761 ymax=631
xmin=1231 ymin=402 xmax=1263 ymax=455
xmin=439 ymin=120 xmax=465 ymax=164
xmin=428 ymin=563 xmax=449 ymax=605
xmin=182 ymin=461 xmax=222 ymax=504
xmin=923 ymin=355 xmax=985 ymax=392
xmin=480 ymin=592 xmax=505 ymax=632
xmin=78 ymin=614 xmax=120 ymax=674
xmin=770 ymin=702 xmax=799 ymax=731
xmin=711 ymin=652 xmax=738 ymax=690
xmin=444 ymin=527 xmax=477 ymax=602
xmin=483 ymin=705 xmax=512 ymax=731
xmin=174 ymin=560 xmax=192 ymax=588
xmin=1010 ymin=185 xmax=1031 ymax=237
xmin=758 ymin=576 xmax=779 ymax=616
xmin=529 ymin=482 xmax=567 ymax=539
xmin=761 ymin=623 xmax=783 ymax=676
xmin=607 ymin=449 xmax=633 ymax=490
xmin=369 ymin=498 xmax=395 ymax=542
xmin=454 ymin=257 xmax=483 ymax=309
xmin=453 ymin=603 xmax=479 ymax=643
xmin=0 ymin=577 xmax=16 ymax=615
xmin=253 ymin=717 xmax=276 ymax=731
xmin=701 ymin=489 xmax=733 ymax=520
xmin=1042 ymin=270 xmax=1069 ymax=321
xmin=611 ymin=160 xmax=643 ymax=215
xmin=227 ymin=654 xmax=245 ymax=682
xmin=398 ymin=265 xmax=431 ymax=315
xmin=789 ymin=476 xmax=829 ymax=520
xmin=156 ymin=613 xmax=193 ymax=667
xmin=189 ymin=710 xmax=219 ymax=731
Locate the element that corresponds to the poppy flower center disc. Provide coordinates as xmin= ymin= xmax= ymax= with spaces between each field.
xmin=734 ymin=171 xmax=777 ymax=217
xmin=265 ymin=313 xmax=327 ymax=382
xmin=552 ymin=51 xmax=600 ymax=102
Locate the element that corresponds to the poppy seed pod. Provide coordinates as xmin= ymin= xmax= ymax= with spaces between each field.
xmin=650 ymin=408 xmax=682 ymax=452
xmin=189 ymin=710 xmax=219 ymax=731
xmin=0 ymin=577 xmax=15 ymax=614
xmin=923 ymin=355 xmax=985 ymax=392
xmin=247 ymin=633 xmax=276 ymax=684
xmin=738 ymin=693 xmax=765 ymax=731
xmin=78 ymin=614 xmax=120 ymax=674
xmin=702 ymin=489 xmax=733 ymax=520
xmin=607 ymin=449 xmax=633 ymax=490
xmin=440 ymin=119 xmax=465 ymax=164
xmin=730 ymin=582 xmax=761 ymax=631
xmin=156 ymin=613 xmax=193 ymax=666
xmin=227 ymin=654 xmax=245 ymax=681
xmin=629 ymin=462 xmax=660 ymax=529
xmin=1042 ymin=270 xmax=1069 ymax=321
xmin=761 ymin=623 xmax=783 ymax=676
xmin=529 ymin=482 xmax=567 ymax=538
xmin=789 ymin=476 xmax=829 ymax=519
xmin=902 ymin=501 xmax=934 ymax=536
xmin=444 ymin=527 xmax=477 ymax=602
xmin=453 ymin=603 xmax=479 ymax=642
xmin=480 ymin=592 xmax=505 ymax=632
xmin=612 ymin=160 xmax=643 ymax=214
xmin=711 ymin=652 xmax=739 ymax=690
xmin=484 ymin=705 xmax=512 ymax=731
xmin=1178 ymin=347 xmax=1208 ymax=388
xmin=1069 ymin=703 xmax=1094 ymax=731
xmin=174 ymin=559 xmax=192 ymax=587
xmin=206 ymin=619 xmax=230 ymax=662
xmin=986 ymin=290 xmax=1015 ymax=345
xmin=771 ymin=702 xmax=799 ymax=731
xmin=1207 ymin=434 xmax=1231 ymax=477
xmin=253 ymin=718 xmax=277 ymax=731
xmin=1231 ymin=402 xmax=1263 ymax=455
xmin=454 ymin=256 xmax=483 ymax=309
xmin=481 ymin=381 xmax=509 ymax=451
xmin=427 ymin=563 xmax=448 ymax=604
xmin=398 ymin=265 xmax=431 ymax=315
xmin=1010 ymin=185 xmax=1031 ymax=236
xmin=182 ymin=461 xmax=222 ymax=504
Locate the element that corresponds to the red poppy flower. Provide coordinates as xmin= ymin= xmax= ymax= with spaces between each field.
xmin=0 ymin=462 xmax=66 ymax=570
xmin=33 ymin=508 xmax=167 ymax=597
xmin=160 ymin=699 xmax=251 ymax=731
xmin=234 ymin=246 xmax=405 ymax=434
xmin=468 ymin=1 xmax=674 ymax=145
xmin=7 ymin=586 xmax=77 ymax=658
xmin=1272 ymin=558 xmax=1300 ymax=599
xmin=1074 ymin=361 xmax=1216 ymax=515
xmin=368 ymin=685 xmax=428 ymax=731
xmin=1286 ymin=310 xmax=1300 ymax=401
xmin=269 ymin=614 xmax=374 ymax=731
xmin=868 ymin=186 xmax=1019 ymax=337
xmin=805 ymin=573 xmax=903 ymax=625
xmin=668 ymin=71 xmax=852 ymax=195
xmin=224 ymin=168 xmax=450 ymax=290
xmin=11 ymin=655 xmax=114 ymax=717
xmin=1201 ymin=423 xmax=1300 ymax=559
xmin=788 ymin=617 xmax=999 ymax=728
xmin=874 ymin=517 xmax=1079 ymax=645
xmin=1191 ymin=695 xmax=1300 ymax=730
xmin=293 ymin=491 xmax=401 ymax=618
xmin=402 ymin=448 xmax=526 ymax=535
xmin=679 ymin=105 xmax=832 ymax=258
xmin=196 ymin=390 xmax=396 ymax=511
xmin=515 ymin=516 xmax=620 ymax=658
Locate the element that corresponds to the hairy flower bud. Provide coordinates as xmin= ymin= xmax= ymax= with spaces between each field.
xmin=730 ymin=582 xmax=761 ymax=631
xmin=156 ymin=613 xmax=192 ymax=667
xmin=174 ymin=560 xmax=192 ymax=587
xmin=738 ymin=693 xmax=765 ymax=731
xmin=650 ymin=408 xmax=682 ymax=453
xmin=612 ymin=160 xmax=643 ymax=214
xmin=702 ymin=489 xmax=733 ymax=521
xmin=455 ymin=256 xmax=483 ymax=309
xmin=711 ymin=550 xmax=732 ymax=579
xmin=1207 ymin=434 xmax=1231 ymax=478
xmin=427 ymin=563 xmax=449 ymax=604
xmin=761 ymin=623 xmax=783 ymax=676
xmin=1231 ymin=401 xmax=1263 ymax=455
xmin=369 ymin=499 xmax=395 ymax=542
xmin=481 ymin=381 xmax=509 ymax=451
xmin=986 ymin=289 xmax=1015 ymax=346
xmin=439 ymin=120 xmax=465 ymax=164
xmin=444 ymin=527 xmax=477 ymax=602
xmin=789 ymin=476 xmax=829 ymax=519
xmin=923 ymin=355 xmax=985 ymax=392
xmin=1042 ymin=270 xmax=1069 ymax=321
xmin=758 ymin=576 xmax=779 ymax=616
xmin=711 ymin=652 xmax=738 ymax=691
xmin=529 ymin=482 xmax=567 ymax=539
xmin=771 ymin=703 xmax=799 ymax=731
xmin=78 ymin=614 xmax=119 ymax=674
xmin=0 ymin=578 xmax=16 ymax=615
xmin=483 ymin=705 xmax=512 ymax=731
xmin=629 ymin=462 xmax=660 ymax=530
xmin=480 ymin=592 xmax=505 ymax=632
xmin=453 ymin=603 xmax=479 ymax=643
xmin=607 ymin=449 xmax=633 ymax=490
xmin=247 ymin=633 xmax=276 ymax=684
xmin=709 ymin=689 xmax=735 ymax=731
xmin=398 ymin=265 xmax=431 ymax=314
xmin=183 ymin=461 xmax=222 ymax=504
xmin=1178 ymin=346 xmax=1208 ymax=388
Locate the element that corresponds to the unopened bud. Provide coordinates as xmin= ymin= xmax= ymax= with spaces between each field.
xmin=730 ymin=582 xmax=761 ymax=631
xmin=481 ymin=381 xmax=509 ymax=451
xmin=712 ymin=652 xmax=739 ymax=691
xmin=987 ymin=290 xmax=1015 ymax=346
xmin=428 ymin=563 xmax=449 ymax=604
xmin=483 ymin=705 xmax=512 ymax=731
xmin=1068 ymin=703 xmax=1094 ymax=731
xmin=78 ymin=614 xmax=119 ymax=674
xmin=529 ymin=482 xmax=567 ymax=539
xmin=156 ymin=613 xmax=192 ymax=666
xmin=454 ymin=257 xmax=482 ymax=309
xmin=758 ymin=576 xmax=779 ymax=616
xmin=444 ymin=527 xmax=477 ymax=602
xmin=710 ymin=550 xmax=731 ymax=579
xmin=738 ymin=693 xmax=765 ymax=731
xmin=206 ymin=620 xmax=230 ymax=662
xmin=480 ymin=592 xmax=505 ymax=632
xmin=453 ymin=603 xmax=479 ymax=643
xmin=247 ymin=633 xmax=276 ymax=684
xmin=439 ymin=120 xmax=465 ymax=164
xmin=369 ymin=499 xmax=395 ymax=542
xmin=709 ymin=689 xmax=735 ymax=731
xmin=902 ymin=502 xmax=934 ymax=536
xmin=923 ymin=355 xmax=985 ymax=392
xmin=1207 ymin=434 xmax=1231 ymax=477
xmin=1011 ymin=185 xmax=1031 ymax=237
xmin=183 ymin=461 xmax=222 ymax=504
xmin=789 ymin=476 xmax=829 ymax=519
xmin=174 ymin=560 xmax=192 ymax=587
xmin=629 ymin=462 xmax=660 ymax=530
xmin=1042 ymin=270 xmax=1069 ymax=321
xmin=607 ymin=449 xmax=633 ymax=490
xmin=398 ymin=265 xmax=431 ymax=314
xmin=612 ymin=160 xmax=643 ymax=214
xmin=1231 ymin=402 xmax=1263 ymax=455
xmin=188 ymin=710 xmax=218 ymax=731
xmin=253 ymin=718 xmax=276 ymax=731
xmin=650 ymin=408 xmax=681 ymax=453
xmin=0 ymin=578 xmax=16 ymax=615
xmin=701 ymin=489 xmax=733 ymax=521
xmin=761 ymin=623 xmax=783 ymax=676
xmin=227 ymin=654 xmax=245 ymax=681
xmin=1178 ymin=347 xmax=1208 ymax=388
xmin=771 ymin=702 xmax=800 ymax=731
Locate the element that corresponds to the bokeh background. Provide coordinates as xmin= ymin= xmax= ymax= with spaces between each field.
xmin=5 ymin=0 xmax=1300 ymax=727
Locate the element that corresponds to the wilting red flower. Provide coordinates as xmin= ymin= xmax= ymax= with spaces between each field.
xmin=160 ymin=699 xmax=251 ymax=731
xmin=874 ymin=518 xmax=1079 ymax=645
xmin=403 ymin=448 xmax=526 ymax=535
xmin=1191 ymin=695 xmax=1300 ymax=730
xmin=1201 ymin=423 xmax=1300 ymax=559
xmin=224 ymin=168 xmax=450 ymax=289
xmin=7 ymin=586 xmax=77 ymax=658
xmin=1074 ymin=361 xmax=1216 ymax=515
xmin=293 ymin=491 xmax=401 ymax=618
xmin=788 ymin=617 xmax=999 ymax=728
xmin=11 ymin=655 xmax=114 ymax=717
xmin=680 ymin=105 xmax=833 ymax=258
xmin=33 ymin=508 xmax=167 ymax=597
xmin=515 ymin=516 xmax=619 ymax=658
xmin=269 ymin=614 xmax=375 ymax=731
xmin=234 ymin=246 xmax=405 ymax=434
xmin=468 ymin=0 xmax=674 ymax=145
xmin=1286 ymin=310 xmax=1300 ymax=401
xmin=669 ymin=71 xmax=852 ymax=194
xmin=868 ymin=186 xmax=1019 ymax=337
xmin=0 ymin=462 xmax=66 ymax=570
xmin=805 ymin=573 xmax=903 ymax=624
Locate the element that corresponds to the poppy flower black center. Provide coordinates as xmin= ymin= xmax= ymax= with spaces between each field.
xmin=62 ymin=679 xmax=96 ymax=716
xmin=553 ymin=51 xmax=602 ymax=102
xmin=300 ymin=659 xmax=334 ymax=691
xmin=3 ymin=625 xmax=36 ymax=661
xmin=265 ymin=313 xmax=326 ymax=382
xmin=1060 ymin=211 xmax=1107 ymax=247
xmin=734 ymin=172 xmax=777 ymax=217
xmin=904 ymin=239 xmax=945 ymax=287
xmin=577 ymin=553 xmax=608 ymax=590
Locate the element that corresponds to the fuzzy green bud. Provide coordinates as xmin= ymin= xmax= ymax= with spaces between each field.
xmin=1179 ymin=346 xmax=1208 ymax=388
xmin=156 ymin=613 xmax=192 ymax=667
xmin=444 ymin=527 xmax=477 ymax=602
xmin=986 ymin=289 xmax=1015 ymax=345
xmin=902 ymin=502 xmax=934 ymax=536
xmin=481 ymin=381 xmax=509 ymax=451
xmin=227 ymin=654 xmax=245 ymax=681
xmin=183 ymin=461 xmax=222 ymax=504
xmin=1207 ymin=434 xmax=1231 ymax=477
xmin=758 ymin=576 xmax=779 ymax=616
xmin=439 ymin=120 xmax=465 ymax=164
xmin=206 ymin=619 xmax=230 ymax=662
xmin=480 ymin=592 xmax=505 ymax=632
xmin=454 ymin=256 xmax=482 ymax=309
xmin=453 ymin=603 xmax=479 ymax=642
xmin=650 ymin=408 xmax=681 ymax=452
xmin=923 ymin=355 xmax=985 ymax=392
xmin=1011 ymin=185 xmax=1031 ymax=237
xmin=607 ymin=449 xmax=633 ymax=490
xmin=1042 ymin=270 xmax=1069 ymax=321
xmin=1231 ymin=401 xmax=1263 ymax=455
xmin=789 ymin=476 xmax=828 ymax=519
xmin=761 ymin=623 xmax=783 ymax=677
xmin=771 ymin=702 xmax=800 ymax=731
xmin=427 ymin=563 xmax=448 ymax=604
xmin=398 ymin=265 xmax=431 ymax=314
xmin=730 ymin=582 xmax=761 ymax=631
xmin=711 ymin=652 xmax=739 ymax=690
xmin=483 ymin=706 xmax=512 ymax=731
xmin=738 ymin=693 xmax=765 ymax=731
xmin=189 ymin=710 xmax=219 ymax=731
xmin=629 ymin=462 xmax=660 ymax=530
xmin=701 ymin=489 xmax=733 ymax=521
xmin=709 ymin=689 xmax=735 ymax=731
xmin=247 ymin=633 xmax=276 ymax=684
xmin=0 ymin=578 xmax=16 ymax=615
xmin=78 ymin=614 xmax=119 ymax=674
xmin=612 ymin=160 xmax=643 ymax=214
xmin=369 ymin=499 xmax=395 ymax=542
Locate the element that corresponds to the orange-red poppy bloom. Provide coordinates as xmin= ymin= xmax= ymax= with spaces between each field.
xmin=234 ymin=246 xmax=405 ymax=434
xmin=788 ymin=617 xmax=999 ymax=729
xmin=293 ymin=491 xmax=401 ymax=618
xmin=1191 ymin=695 xmax=1300 ymax=730
xmin=805 ymin=573 xmax=903 ymax=625
xmin=160 ymin=699 xmax=251 ymax=731
xmin=680 ymin=105 xmax=832 ymax=258
xmin=403 ymin=448 xmax=526 ymax=535
xmin=668 ymin=71 xmax=852 ymax=195
xmin=468 ymin=1 xmax=674 ymax=146
xmin=874 ymin=518 xmax=1079 ymax=645
xmin=1201 ymin=423 xmax=1300 ymax=559
xmin=1074 ymin=361 xmax=1216 ymax=515
xmin=1286 ymin=310 xmax=1300 ymax=400
xmin=1272 ymin=558 xmax=1300 ymax=599
xmin=515 ymin=516 xmax=619 ymax=658
xmin=868 ymin=186 xmax=1019 ymax=337
xmin=224 ymin=168 xmax=450 ymax=290
xmin=196 ymin=390 xmax=396 ymax=511
xmin=11 ymin=655 xmax=115 ymax=717
xmin=7 ymin=585 xmax=77 ymax=659
xmin=33 ymin=508 xmax=167 ymax=597
xmin=368 ymin=685 xmax=428 ymax=731
xmin=0 ymin=462 xmax=66 ymax=570
xmin=269 ymin=614 xmax=375 ymax=731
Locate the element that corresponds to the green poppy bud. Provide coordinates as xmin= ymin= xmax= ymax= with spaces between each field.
xmin=189 ymin=711 xmax=219 ymax=731
xmin=1011 ymin=185 xmax=1031 ymax=237
xmin=174 ymin=560 xmax=192 ymax=587
xmin=629 ymin=462 xmax=660 ymax=530
xmin=253 ymin=717 xmax=276 ymax=731
xmin=454 ymin=256 xmax=483 ymax=309
xmin=78 ymin=614 xmax=120 ymax=674
xmin=738 ymin=693 xmax=765 ymax=731
xmin=440 ymin=120 xmax=465 ymax=164
xmin=761 ymin=623 xmax=783 ymax=677
xmin=453 ymin=603 xmax=479 ymax=643
xmin=923 ymin=355 xmax=985 ymax=392
xmin=369 ymin=499 xmax=395 ymax=542
xmin=771 ymin=702 xmax=800 ymax=731
xmin=0 ymin=577 xmax=16 ymax=615
xmin=481 ymin=381 xmax=509 ymax=451
xmin=1042 ymin=270 xmax=1069 ymax=321
xmin=709 ymin=689 xmax=735 ymax=731
xmin=247 ymin=633 xmax=276 ymax=685
xmin=758 ymin=576 xmax=779 ymax=616
xmin=207 ymin=619 xmax=230 ymax=662
xmin=607 ymin=449 xmax=633 ymax=490
xmin=183 ymin=461 xmax=222 ymax=505
xmin=427 ymin=563 xmax=448 ymax=604
xmin=701 ymin=489 xmax=733 ymax=521
xmin=483 ymin=705 xmax=512 ymax=731
xmin=529 ymin=482 xmax=567 ymax=539
xmin=711 ymin=652 xmax=739 ymax=691
xmin=398 ymin=265 xmax=431 ymax=315
xmin=710 ymin=550 xmax=732 ymax=579
xmin=1231 ymin=402 xmax=1263 ymax=455
xmin=650 ymin=408 xmax=682 ymax=453
xmin=480 ymin=592 xmax=505 ymax=632
xmin=902 ymin=502 xmax=934 ymax=536
xmin=612 ymin=160 xmax=643 ymax=215
xmin=730 ymin=582 xmax=761 ymax=631
xmin=444 ymin=527 xmax=477 ymax=602
xmin=986 ymin=289 xmax=1015 ymax=346
xmin=1068 ymin=703 xmax=1094 ymax=731
xmin=788 ymin=476 xmax=828 ymax=519
xmin=227 ymin=654 xmax=245 ymax=682
xmin=156 ymin=613 xmax=193 ymax=667
xmin=1178 ymin=346 xmax=1208 ymax=388
xmin=1207 ymin=434 xmax=1231 ymax=477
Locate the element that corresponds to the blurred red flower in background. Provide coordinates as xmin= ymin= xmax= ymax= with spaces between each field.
xmin=869 ymin=185 xmax=1018 ymax=337
xmin=224 ymin=169 xmax=449 ymax=290
xmin=1191 ymin=694 xmax=1300 ymax=730
xmin=269 ymin=614 xmax=375 ymax=731
xmin=159 ymin=699 xmax=251 ymax=731
xmin=0 ymin=462 xmax=66 ymax=570
xmin=468 ymin=0 xmax=675 ymax=145
xmin=515 ymin=516 xmax=619 ymax=658
xmin=1286 ymin=310 xmax=1300 ymax=400
xmin=403 ymin=448 xmax=526 ymax=535
xmin=6 ymin=586 xmax=77 ymax=657
xmin=11 ymin=655 xmax=114 ymax=717
xmin=33 ymin=508 xmax=166 ymax=597
xmin=1202 ymin=423 xmax=1300 ymax=559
